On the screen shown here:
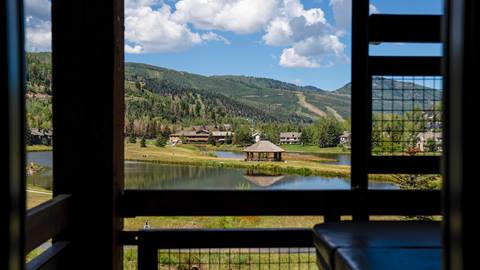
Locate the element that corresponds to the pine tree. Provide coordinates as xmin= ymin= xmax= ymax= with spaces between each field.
xmin=426 ymin=138 xmax=437 ymax=152
xmin=162 ymin=125 xmax=172 ymax=138
xmin=317 ymin=117 xmax=342 ymax=148
xmin=155 ymin=135 xmax=167 ymax=147
xmin=128 ymin=132 xmax=137 ymax=144
xmin=25 ymin=126 xmax=32 ymax=146
xmin=140 ymin=137 xmax=147 ymax=148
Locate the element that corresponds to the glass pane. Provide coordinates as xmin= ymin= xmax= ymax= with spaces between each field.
xmin=123 ymin=0 xmax=358 ymax=191
xmin=24 ymin=0 xmax=53 ymax=209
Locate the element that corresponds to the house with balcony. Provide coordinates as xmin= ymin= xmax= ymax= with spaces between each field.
xmin=416 ymin=131 xmax=443 ymax=152
xmin=280 ymin=132 xmax=302 ymax=144
xmin=170 ymin=129 xmax=233 ymax=144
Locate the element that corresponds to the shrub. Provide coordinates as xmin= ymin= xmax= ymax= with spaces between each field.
xmin=155 ymin=135 xmax=167 ymax=147
xmin=128 ymin=132 xmax=136 ymax=144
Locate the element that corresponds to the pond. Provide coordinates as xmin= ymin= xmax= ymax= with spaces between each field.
xmin=27 ymin=152 xmax=396 ymax=190
xmin=27 ymin=151 xmax=53 ymax=190
xmin=214 ymin=151 xmax=245 ymax=159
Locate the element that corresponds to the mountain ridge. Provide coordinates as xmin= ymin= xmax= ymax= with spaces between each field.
xmin=26 ymin=52 xmax=442 ymax=129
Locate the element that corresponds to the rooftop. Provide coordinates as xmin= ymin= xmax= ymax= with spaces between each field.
xmin=243 ymin=140 xmax=285 ymax=153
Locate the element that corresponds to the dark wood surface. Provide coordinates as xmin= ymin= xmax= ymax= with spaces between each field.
xmin=334 ymin=248 xmax=441 ymax=270
xmin=351 ymin=0 xmax=370 ymax=221
xmin=25 ymin=195 xmax=71 ymax=254
xmin=1 ymin=0 xmax=26 ymax=268
xmin=313 ymin=222 xmax=441 ymax=270
xmin=443 ymin=1 xmax=480 ymax=269
xmin=369 ymin=156 xmax=441 ymax=174
xmin=51 ymin=0 xmax=124 ymax=268
xmin=122 ymin=190 xmax=441 ymax=217
xmin=122 ymin=228 xmax=313 ymax=248
xmin=369 ymin=14 xmax=442 ymax=43
xmin=369 ymin=56 xmax=442 ymax=76
xmin=26 ymin=242 xmax=70 ymax=270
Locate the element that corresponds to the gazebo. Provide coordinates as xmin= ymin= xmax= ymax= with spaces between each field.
xmin=243 ymin=140 xmax=285 ymax=161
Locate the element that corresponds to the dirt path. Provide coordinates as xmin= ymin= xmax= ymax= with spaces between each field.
xmin=296 ymin=92 xmax=326 ymax=117
xmin=326 ymin=106 xmax=345 ymax=122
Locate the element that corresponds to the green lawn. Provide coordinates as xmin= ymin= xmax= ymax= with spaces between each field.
xmin=281 ymin=144 xmax=349 ymax=154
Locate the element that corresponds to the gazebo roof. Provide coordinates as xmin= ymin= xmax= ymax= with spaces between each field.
xmin=243 ymin=140 xmax=285 ymax=153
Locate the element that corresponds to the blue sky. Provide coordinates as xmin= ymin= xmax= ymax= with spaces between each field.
xmin=25 ymin=0 xmax=443 ymax=90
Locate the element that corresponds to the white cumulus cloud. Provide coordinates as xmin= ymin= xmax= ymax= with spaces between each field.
xmin=125 ymin=4 xmax=203 ymax=53
xmin=172 ymin=0 xmax=279 ymax=34
xmin=24 ymin=0 xmax=51 ymax=51
xmin=125 ymin=0 xmax=234 ymax=53
xmin=265 ymin=0 xmax=346 ymax=68
xmin=279 ymin=35 xmax=345 ymax=68
xmin=280 ymin=48 xmax=320 ymax=68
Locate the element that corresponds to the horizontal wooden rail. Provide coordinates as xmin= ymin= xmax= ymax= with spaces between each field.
xmin=369 ymin=14 xmax=442 ymax=43
xmin=26 ymin=241 xmax=70 ymax=270
xmin=122 ymin=228 xmax=313 ymax=248
xmin=369 ymin=56 xmax=442 ymax=76
xmin=26 ymin=194 xmax=71 ymax=254
xmin=369 ymin=156 xmax=441 ymax=174
xmin=121 ymin=190 xmax=441 ymax=216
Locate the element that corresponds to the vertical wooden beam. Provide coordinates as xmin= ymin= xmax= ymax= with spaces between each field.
xmin=51 ymin=0 xmax=124 ymax=268
xmin=1 ymin=0 xmax=26 ymax=269
xmin=444 ymin=1 xmax=479 ymax=269
xmin=137 ymin=238 xmax=158 ymax=270
xmin=351 ymin=0 xmax=370 ymax=220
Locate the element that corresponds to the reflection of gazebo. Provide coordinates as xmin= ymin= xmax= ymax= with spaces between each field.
xmin=243 ymin=140 xmax=285 ymax=161
xmin=243 ymin=175 xmax=285 ymax=187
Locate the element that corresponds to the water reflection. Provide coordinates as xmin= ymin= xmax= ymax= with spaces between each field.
xmin=27 ymin=152 xmax=396 ymax=190
xmin=243 ymin=174 xmax=286 ymax=187
xmin=27 ymin=151 xmax=53 ymax=189
xmin=124 ymin=162 xmax=397 ymax=190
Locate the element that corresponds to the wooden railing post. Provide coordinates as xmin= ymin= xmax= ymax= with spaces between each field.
xmin=137 ymin=236 xmax=158 ymax=270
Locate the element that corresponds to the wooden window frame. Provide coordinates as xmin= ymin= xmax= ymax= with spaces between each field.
xmin=3 ymin=0 xmax=449 ymax=269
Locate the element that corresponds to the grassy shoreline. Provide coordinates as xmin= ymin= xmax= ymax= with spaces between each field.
xmin=27 ymin=145 xmax=53 ymax=152
xmin=201 ymin=143 xmax=350 ymax=155
xmin=281 ymin=144 xmax=350 ymax=154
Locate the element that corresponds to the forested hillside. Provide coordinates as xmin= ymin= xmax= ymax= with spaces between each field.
xmin=25 ymin=53 xmax=441 ymax=134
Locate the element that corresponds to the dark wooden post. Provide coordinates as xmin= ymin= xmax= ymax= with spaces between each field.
xmin=444 ymin=1 xmax=479 ymax=269
xmin=350 ymin=0 xmax=370 ymax=221
xmin=51 ymin=0 xmax=124 ymax=269
xmin=137 ymin=237 xmax=158 ymax=270
xmin=1 ymin=0 xmax=26 ymax=269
